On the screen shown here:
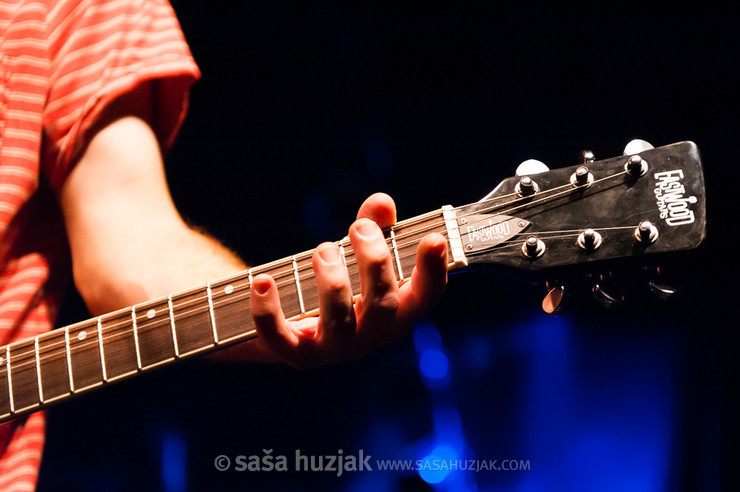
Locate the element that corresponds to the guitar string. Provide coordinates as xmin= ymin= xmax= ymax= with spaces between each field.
xmin=1 ymin=167 xmax=638 ymax=370
xmin=5 ymin=222 xmax=643 ymax=372
xmin=392 ymin=168 xmax=629 ymax=245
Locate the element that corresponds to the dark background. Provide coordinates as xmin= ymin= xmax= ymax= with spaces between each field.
xmin=39 ymin=3 xmax=738 ymax=491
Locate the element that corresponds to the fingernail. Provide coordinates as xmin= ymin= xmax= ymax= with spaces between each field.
xmin=318 ymin=244 xmax=341 ymax=264
xmin=432 ymin=237 xmax=447 ymax=258
xmin=252 ymin=280 xmax=270 ymax=295
xmin=354 ymin=219 xmax=381 ymax=239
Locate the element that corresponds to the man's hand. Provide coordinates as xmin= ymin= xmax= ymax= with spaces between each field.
xmin=249 ymin=192 xmax=448 ymax=369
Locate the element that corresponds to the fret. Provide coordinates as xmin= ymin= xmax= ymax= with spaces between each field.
xmin=34 ymin=337 xmax=42 ymax=403
xmin=207 ymin=283 xmax=219 ymax=343
xmin=339 ymin=242 xmax=352 ymax=296
xmin=168 ymin=295 xmax=180 ymax=357
xmin=4 ymin=346 xmax=13 ymax=415
xmin=37 ymin=330 xmax=71 ymax=403
xmin=171 ymin=286 xmax=214 ymax=356
xmin=134 ymin=299 xmax=177 ymax=369
xmin=211 ymin=275 xmax=255 ymax=343
xmin=8 ymin=339 xmax=41 ymax=412
xmin=65 ymin=327 xmax=74 ymax=390
xmin=100 ymin=310 xmax=138 ymax=381
xmin=295 ymin=253 xmax=318 ymax=313
xmin=390 ymin=228 xmax=404 ymax=281
xmin=68 ymin=320 xmax=104 ymax=391
xmin=97 ymin=319 xmax=107 ymax=382
xmin=394 ymin=211 xmax=450 ymax=276
xmin=251 ymin=261 xmax=302 ymax=318
xmin=340 ymin=238 xmax=361 ymax=297
xmin=292 ymin=255 xmax=305 ymax=314
xmin=0 ymin=352 xmax=10 ymax=417
xmin=131 ymin=307 xmax=142 ymax=370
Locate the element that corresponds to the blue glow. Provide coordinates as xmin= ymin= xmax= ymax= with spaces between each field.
xmin=420 ymin=349 xmax=449 ymax=379
xmin=413 ymin=323 xmax=443 ymax=353
xmin=418 ymin=445 xmax=458 ymax=485
xmin=517 ymin=313 xmax=677 ymax=492
xmin=161 ymin=430 xmax=186 ymax=492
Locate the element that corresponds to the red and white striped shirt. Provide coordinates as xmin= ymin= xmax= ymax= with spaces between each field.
xmin=0 ymin=0 xmax=199 ymax=488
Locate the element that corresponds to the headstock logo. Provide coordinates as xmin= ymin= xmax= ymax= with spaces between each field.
xmin=654 ymin=170 xmax=697 ymax=226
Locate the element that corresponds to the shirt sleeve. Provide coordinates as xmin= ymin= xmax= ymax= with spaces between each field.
xmin=41 ymin=0 xmax=201 ymax=190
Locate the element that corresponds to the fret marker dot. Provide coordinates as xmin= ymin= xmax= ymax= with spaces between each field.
xmin=224 ymin=285 xmax=234 ymax=295
xmin=147 ymin=309 xmax=156 ymax=319
xmin=78 ymin=330 xmax=87 ymax=341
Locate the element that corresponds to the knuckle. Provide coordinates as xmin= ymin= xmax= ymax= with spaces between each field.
xmin=366 ymin=291 xmax=399 ymax=314
xmin=365 ymin=246 xmax=391 ymax=270
xmin=324 ymin=278 xmax=348 ymax=296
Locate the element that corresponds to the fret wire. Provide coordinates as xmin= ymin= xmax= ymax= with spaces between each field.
xmin=65 ymin=327 xmax=74 ymax=392
xmin=131 ymin=306 xmax=142 ymax=370
xmin=207 ymin=282 xmax=219 ymax=344
xmin=293 ymin=255 xmax=305 ymax=314
xmin=34 ymin=336 xmax=43 ymax=404
xmin=97 ymin=317 xmax=108 ymax=382
xmin=339 ymin=242 xmax=347 ymax=269
xmin=390 ymin=229 xmax=404 ymax=280
xmin=6 ymin=346 xmax=14 ymax=413
xmin=167 ymin=295 xmax=180 ymax=358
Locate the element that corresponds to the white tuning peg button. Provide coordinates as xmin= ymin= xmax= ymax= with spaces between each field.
xmin=515 ymin=159 xmax=549 ymax=176
xmin=623 ymin=139 xmax=654 ymax=155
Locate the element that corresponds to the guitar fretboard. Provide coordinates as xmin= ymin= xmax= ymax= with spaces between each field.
xmin=0 ymin=207 xmax=463 ymax=423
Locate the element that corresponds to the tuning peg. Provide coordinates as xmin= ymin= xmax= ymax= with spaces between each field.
xmin=580 ymin=150 xmax=595 ymax=164
xmin=591 ymin=272 xmax=624 ymax=309
xmin=542 ymin=281 xmax=565 ymax=315
xmin=645 ymin=265 xmax=685 ymax=301
xmin=515 ymin=159 xmax=549 ymax=176
xmin=623 ymin=139 xmax=654 ymax=155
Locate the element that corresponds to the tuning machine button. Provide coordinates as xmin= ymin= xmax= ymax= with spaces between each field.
xmin=645 ymin=265 xmax=685 ymax=301
xmin=522 ymin=235 xmax=546 ymax=259
xmin=542 ymin=281 xmax=565 ymax=314
xmin=515 ymin=158 xmax=549 ymax=176
xmin=591 ymin=272 xmax=624 ymax=309
xmin=625 ymin=154 xmax=648 ymax=177
xmin=634 ymin=220 xmax=659 ymax=244
xmin=581 ymin=150 xmax=595 ymax=164
xmin=577 ymin=228 xmax=602 ymax=251
xmin=515 ymin=176 xmax=540 ymax=197
xmin=570 ymin=165 xmax=594 ymax=188
xmin=623 ymin=139 xmax=654 ymax=155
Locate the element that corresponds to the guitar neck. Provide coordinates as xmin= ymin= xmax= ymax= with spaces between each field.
xmin=0 ymin=206 xmax=467 ymax=424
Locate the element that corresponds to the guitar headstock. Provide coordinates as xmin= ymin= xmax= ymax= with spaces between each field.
xmin=452 ymin=140 xmax=706 ymax=311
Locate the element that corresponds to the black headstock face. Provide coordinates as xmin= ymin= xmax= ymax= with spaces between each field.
xmin=457 ymin=141 xmax=706 ymax=273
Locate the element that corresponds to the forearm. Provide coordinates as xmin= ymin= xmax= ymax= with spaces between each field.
xmin=72 ymin=224 xmax=246 ymax=315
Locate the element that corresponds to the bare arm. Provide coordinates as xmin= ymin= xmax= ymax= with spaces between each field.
xmin=60 ymin=82 xmax=448 ymax=367
xmin=59 ymin=83 xmax=245 ymax=315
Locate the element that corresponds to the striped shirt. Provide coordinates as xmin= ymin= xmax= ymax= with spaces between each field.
xmin=0 ymin=0 xmax=199 ymax=488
